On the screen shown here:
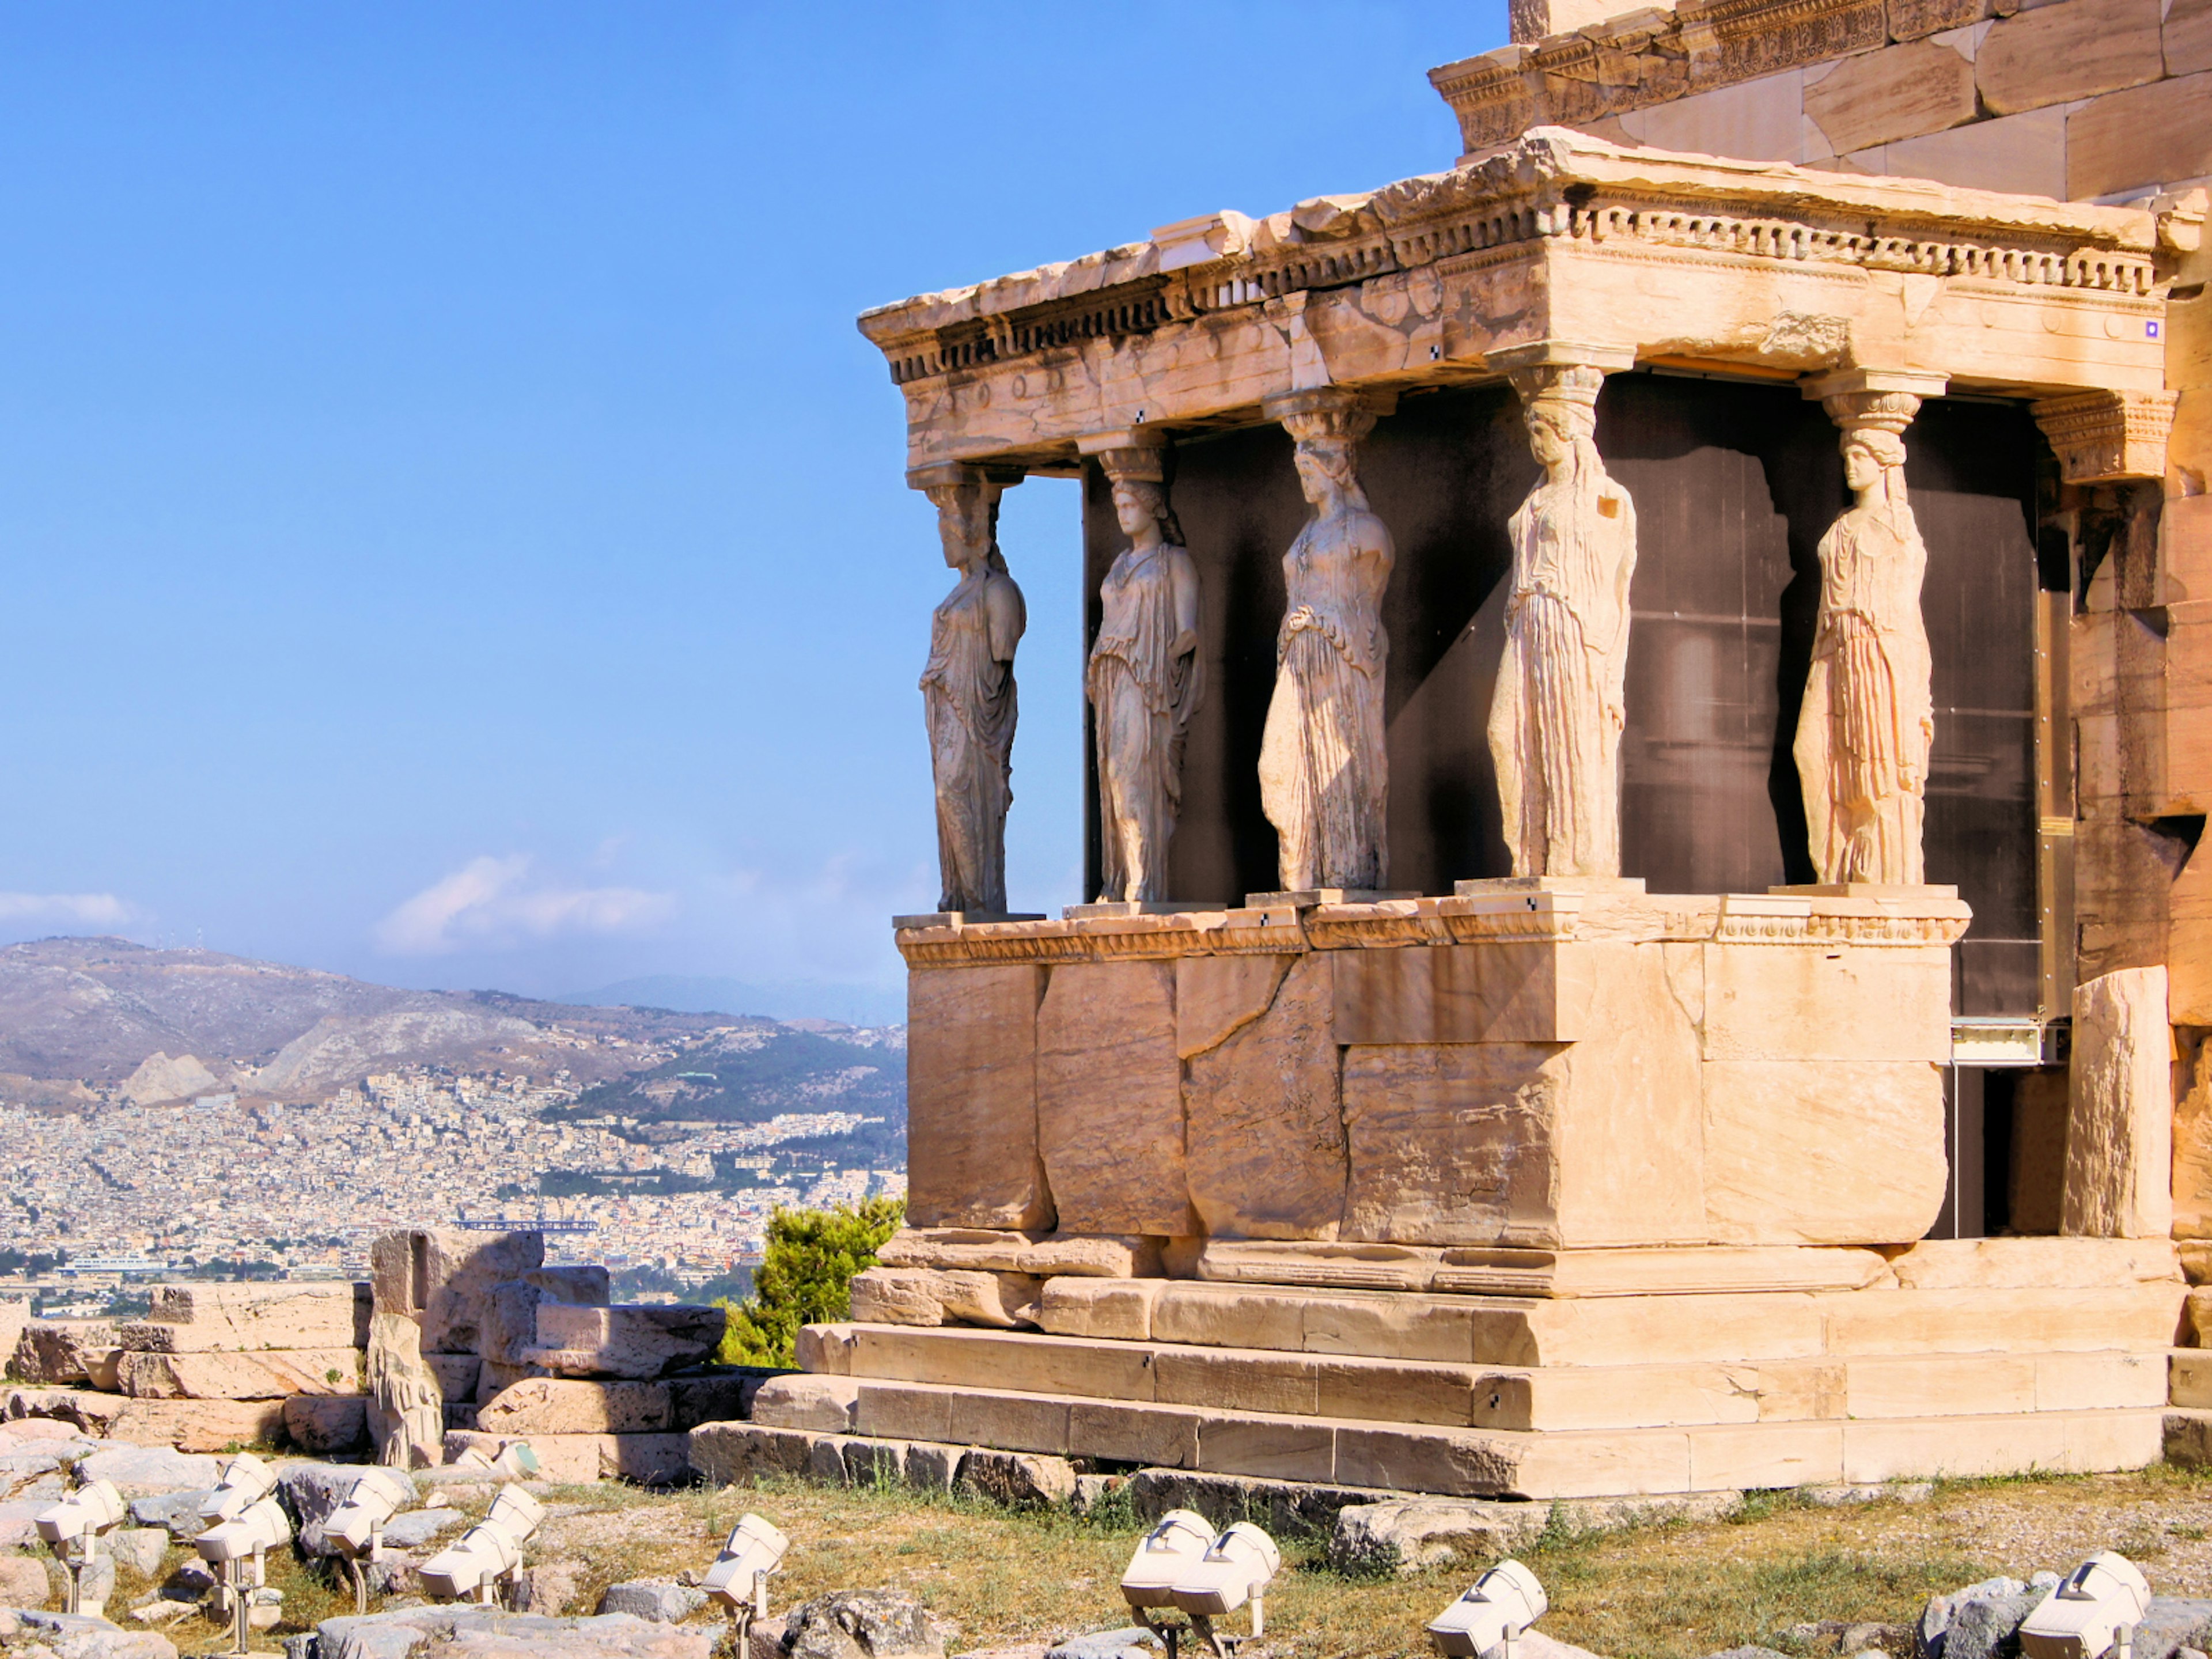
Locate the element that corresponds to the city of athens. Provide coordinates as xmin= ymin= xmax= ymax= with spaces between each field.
xmin=1 ymin=1 xmax=2210 ymax=1655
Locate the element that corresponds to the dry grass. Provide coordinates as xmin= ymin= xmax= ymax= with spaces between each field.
xmin=117 ymin=1463 xmax=2212 ymax=1658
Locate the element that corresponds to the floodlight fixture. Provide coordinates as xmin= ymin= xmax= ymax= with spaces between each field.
xmin=194 ymin=1494 xmax=294 ymax=1656
xmin=1120 ymin=1510 xmax=1214 ymax=1613
xmin=2018 ymin=1552 xmax=2152 ymax=1659
xmin=702 ymin=1513 xmax=790 ymax=1645
xmin=328 ymin=1468 xmax=416 ymax=1616
xmin=198 ymin=1452 xmax=278 ymax=1525
xmin=418 ymin=1486 xmax=546 ymax=1606
xmin=1428 ymin=1560 xmax=1550 ymax=1658
xmin=1126 ymin=1518 xmax=1279 ymax=1658
xmin=34 ymin=1479 xmax=126 ymax=1615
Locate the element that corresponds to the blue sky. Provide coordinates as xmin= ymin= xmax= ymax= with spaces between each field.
xmin=0 ymin=2 xmax=1504 ymax=1017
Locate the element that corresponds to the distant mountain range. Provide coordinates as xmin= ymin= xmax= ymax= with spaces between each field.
xmin=0 ymin=937 xmax=902 ymax=1115
xmin=562 ymin=974 xmax=906 ymax=1028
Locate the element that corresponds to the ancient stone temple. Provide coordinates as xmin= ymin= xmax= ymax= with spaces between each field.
xmin=789 ymin=0 xmax=2212 ymax=1497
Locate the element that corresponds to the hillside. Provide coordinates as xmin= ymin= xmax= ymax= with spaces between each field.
xmin=0 ymin=937 xmax=897 ymax=1116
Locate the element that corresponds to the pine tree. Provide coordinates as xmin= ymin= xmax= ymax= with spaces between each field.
xmin=717 ymin=1195 xmax=903 ymax=1367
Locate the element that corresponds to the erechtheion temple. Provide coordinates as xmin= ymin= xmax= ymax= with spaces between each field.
xmin=784 ymin=0 xmax=2212 ymax=1498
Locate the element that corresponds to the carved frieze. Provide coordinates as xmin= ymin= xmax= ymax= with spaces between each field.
xmin=2031 ymin=389 xmax=2180 ymax=483
xmin=1433 ymin=0 xmax=1886 ymax=156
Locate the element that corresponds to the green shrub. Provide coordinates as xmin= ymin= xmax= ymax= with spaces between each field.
xmin=717 ymin=1195 xmax=903 ymax=1367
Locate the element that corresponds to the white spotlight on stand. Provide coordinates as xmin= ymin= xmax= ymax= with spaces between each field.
xmin=194 ymin=1494 xmax=294 ymax=1657
xmin=1120 ymin=1510 xmax=1215 ymax=1622
xmin=326 ymin=1468 xmax=416 ymax=1616
xmin=1429 ymin=1560 xmax=1550 ymax=1657
xmin=2019 ymin=1552 xmax=2152 ymax=1659
xmin=701 ymin=1513 xmax=790 ymax=1647
xmin=418 ymin=1486 xmax=545 ymax=1607
xmin=1123 ymin=1517 xmax=1278 ymax=1658
xmin=34 ymin=1479 xmax=126 ymax=1615
xmin=198 ymin=1452 xmax=278 ymax=1526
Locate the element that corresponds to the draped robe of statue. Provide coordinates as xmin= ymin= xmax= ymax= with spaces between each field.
xmin=1794 ymin=475 xmax=1933 ymax=885
xmin=1259 ymin=488 xmax=1393 ymax=891
xmin=1088 ymin=540 xmax=1202 ymax=902
xmin=1488 ymin=435 xmax=1638 ymax=878
xmin=921 ymin=556 xmax=1023 ymax=912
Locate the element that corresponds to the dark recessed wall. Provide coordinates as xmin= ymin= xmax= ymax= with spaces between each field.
xmin=1078 ymin=372 xmax=2041 ymax=1014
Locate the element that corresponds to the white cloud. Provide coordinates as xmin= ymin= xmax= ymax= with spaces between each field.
xmin=373 ymin=855 xmax=673 ymax=956
xmin=0 ymin=892 xmax=134 ymax=927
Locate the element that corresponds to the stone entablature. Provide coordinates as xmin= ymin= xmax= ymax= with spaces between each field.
xmin=895 ymin=884 xmax=1968 ymax=965
xmin=858 ymin=131 xmax=2166 ymax=478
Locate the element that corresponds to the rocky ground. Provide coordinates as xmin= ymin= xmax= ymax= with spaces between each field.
xmin=9 ymin=1407 xmax=2212 ymax=1658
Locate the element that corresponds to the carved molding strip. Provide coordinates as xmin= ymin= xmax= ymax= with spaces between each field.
xmin=870 ymin=161 xmax=2156 ymax=392
xmin=1432 ymin=0 xmax=1887 ymax=152
xmin=2031 ymin=389 xmax=2180 ymax=484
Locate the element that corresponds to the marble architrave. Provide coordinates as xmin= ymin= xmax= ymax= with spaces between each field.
xmin=1085 ymin=440 xmax=1203 ymax=903
xmin=1258 ymin=391 xmax=1395 ymax=893
xmin=1794 ymin=372 xmax=1946 ymax=887
xmin=1486 ymin=345 xmax=1639 ymax=879
xmin=859 ymin=132 xmax=2167 ymax=476
xmin=919 ymin=467 xmax=1027 ymax=915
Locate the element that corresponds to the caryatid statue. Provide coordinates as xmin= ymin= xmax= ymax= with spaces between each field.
xmin=918 ymin=468 xmax=1027 ymax=914
xmin=1487 ymin=361 xmax=1638 ymax=878
xmin=1088 ymin=446 xmax=1203 ymax=903
xmin=1794 ymin=380 xmax=1939 ymax=886
xmin=1258 ymin=393 xmax=1394 ymax=892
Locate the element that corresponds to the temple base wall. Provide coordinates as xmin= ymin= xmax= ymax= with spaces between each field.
xmin=902 ymin=882 xmax=1964 ymax=1252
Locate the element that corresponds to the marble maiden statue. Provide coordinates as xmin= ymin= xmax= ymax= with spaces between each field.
xmin=1794 ymin=416 xmax=1934 ymax=885
xmin=1259 ymin=402 xmax=1394 ymax=892
xmin=919 ymin=475 xmax=1027 ymax=913
xmin=1487 ymin=366 xmax=1638 ymax=878
xmin=1087 ymin=464 xmax=1203 ymax=903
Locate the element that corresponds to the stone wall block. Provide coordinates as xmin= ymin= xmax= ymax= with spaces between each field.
xmin=369 ymin=1228 xmax=544 ymax=1354
xmin=475 ymin=1376 xmax=673 ymax=1435
xmin=1184 ymin=954 xmax=1347 ymax=1240
xmin=1702 ymin=943 xmax=1952 ymax=1063
xmin=1176 ymin=955 xmax=1292 ymax=1060
xmin=2065 ymin=965 xmax=2176 ymax=1237
xmin=2168 ymin=0 xmax=2212 ymax=77
xmin=2171 ymin=834 xmax=2212 ymax=1027
xmin=2175 ymin=1035 xmax=2212 ymax=1238
xmin=1036 ymin=959 xmax=1192 ymax=1236
xmin=116 ymin=1347 xmax=363 ymax=1401
xmin=527 ymin=1303 xmax=726 ymax=1378
xmin=1872 ymin=104 xmax=2067 ymax=200
xmin=1340 ymin=1043 xmax=1562 ymax=1247
xmin=137 ymin=1283 xmax=361 ymax=1353
xmin=2068 ymin=72 xmax=2212 ymax=199
xmin=1977 ymin=0 xmax=2165 ymax=113
xmin=1333 ymin=942 xmax=1591 ymax=1043
xmin=1703 ymin=1060 xmax=1948 ymax=1245
xmin=1888 ymin=0 xmax=2007 ymax=42
xmin=2071 ymin=819 xmax=2187 ymax=983
xmin=1803 ymin=40 xmax=1976 ymax=154
xmin=2161 ymin=498 xmax=2212 ymax=607
xmin=906 ymin=964 xmax=1054 ymax=1230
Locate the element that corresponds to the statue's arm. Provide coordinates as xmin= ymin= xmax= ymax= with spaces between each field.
xmin=986 ymin=573 xmax=1028 ymax=665
xmin=1168 ymin=547 xmax=1201 ymax=658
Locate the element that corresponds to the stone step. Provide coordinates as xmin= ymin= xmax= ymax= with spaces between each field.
xmin=1029 ymin=1279 xmax=2183 ymax=1366
xmin=806 ymin=1323 xmax=2168 ymax=1431
xmin=830 ymin=1377 xmax=2164 ymax=1498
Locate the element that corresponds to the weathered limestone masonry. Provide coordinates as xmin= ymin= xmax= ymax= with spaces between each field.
xmin=3 ymin=1233 xmax=751 ymax=1481
xmin=809 ymin=0 xmax=2212 ymax=1497
xmin=366 ymin=1228 xmax=743 ymax=1485
xmin=6 ymin=1282 xmax=369 ymax=1452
